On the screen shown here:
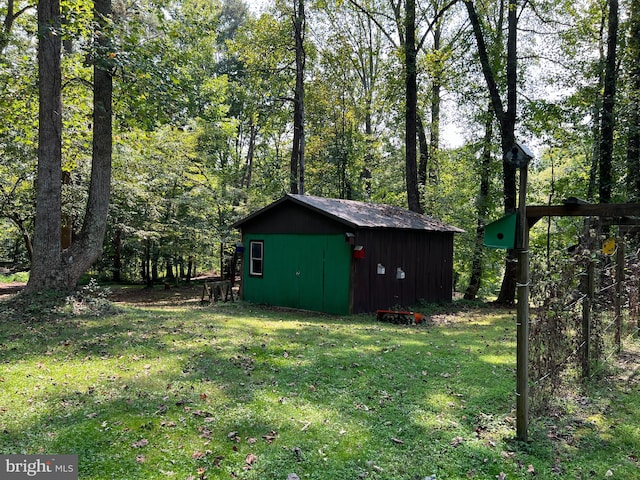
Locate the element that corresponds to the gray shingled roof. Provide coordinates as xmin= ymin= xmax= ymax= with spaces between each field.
xmin=236 ymin=194 xmax=463 ymax=232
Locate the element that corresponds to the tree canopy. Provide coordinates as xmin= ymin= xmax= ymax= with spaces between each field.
xmin=0 ymin=0 xmax=637 ymax=300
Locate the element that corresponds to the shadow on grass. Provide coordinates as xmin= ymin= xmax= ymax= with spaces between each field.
xmin=2 ymin=298 xmax=637 ymax=479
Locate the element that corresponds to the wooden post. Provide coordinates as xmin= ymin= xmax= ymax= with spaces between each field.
xmin=581 ymin=260 xmax=594 ymax=378
xmin=515 ymin=165 xmax=529 ymax=442
xmin=615 ymin=232 xmax=625 ymax=351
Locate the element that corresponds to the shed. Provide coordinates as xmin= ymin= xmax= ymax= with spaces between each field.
xmin=232 ymin=194 xmax=463 ymax=315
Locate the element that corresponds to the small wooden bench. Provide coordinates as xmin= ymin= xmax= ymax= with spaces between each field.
xmin=201 ymin=280 xmax=234 ymax=303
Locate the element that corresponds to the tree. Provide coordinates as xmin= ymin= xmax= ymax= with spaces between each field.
xmin=347 ymin=0 xmax=458 ymax=213
xmin=598 ymin=0 xmax=618 ymax=204
xmin=26 ymin=0 xmax=113 ymax=292
xmin=305 ymin=2 xmax=386 ymax=200
xmin=1 ymin=1 xmax=34 ymax=55
xmin=627 ymin=0 xmax=640 ymax=199
xmin=404 ymin=0 xmax=421 ymax=212
xmin=464 ymin=0 xmax=519 ymax=305
xmin=0 ymin=4 xmax=38 ymax=263
xmin=290 ymin=0 xmax=306 ymax=194
xmin=464 ymin=103 xmax=494 ymax=300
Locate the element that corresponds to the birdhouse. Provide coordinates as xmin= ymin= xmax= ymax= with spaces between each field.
xmin=484 ymin=213 xmax=517 ymax=249
xmin=506 ymin=142 xmax=534 ymax=168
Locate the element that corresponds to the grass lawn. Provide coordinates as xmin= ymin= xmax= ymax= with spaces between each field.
xmin=0 ymin=287 xmax=638 ymax=479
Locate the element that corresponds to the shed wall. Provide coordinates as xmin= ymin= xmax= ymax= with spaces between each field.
xmin=351 ymin=230 xmax=454 ymax=312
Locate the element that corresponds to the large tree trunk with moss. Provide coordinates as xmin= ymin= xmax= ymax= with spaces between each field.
xmin=26 ymin=0 xmax=112 ymax=293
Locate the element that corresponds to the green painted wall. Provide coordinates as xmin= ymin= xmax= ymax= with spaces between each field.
xmin=242 ymin=234 xmax=352 ymax=314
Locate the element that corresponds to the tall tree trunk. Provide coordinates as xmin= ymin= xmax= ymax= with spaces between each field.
xmin=405 ymin=0 xmax=422 ymax=213
xmin=113 ymin=226 xmax=121 ymax=282
xmin=495 ymin=0 xmax=519 ymax=305
xmin=417 ymin=113 xmax=429 ymax=187
xmin=465 ymin=0 xmax=519 ymax=305
xmin=290 ymin=0 xmax=306 ymax=195
xmin=27 ymin=0 xmax=63 ymax=293
xmin=27 ymin=0 xmax=113 ymax=293
xmin=165 ymin=257 xmax=175 ymax=282
xmin=243 ymin=123 xmax=257 ymax=189
xmin=588 ymin=9 xmax=608 ymax=201
xmin=360 ymin=14 xmax=377 ymax=197
xmin=628 ymin=0 xmax=640 ymax=200
xmin=465 ymin=103 xmax=493 ymax=300
xmin=63 ymin=0 xmax=113 ymax=284
xmin=599 ymin=0 xmax=618 ymax=204
xmin=429 ymin=19 xmax=443 ymax=184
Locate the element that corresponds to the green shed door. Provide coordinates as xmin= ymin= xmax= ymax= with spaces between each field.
xmin=292 ymin=236 xmax=324 ymax=312
xmin=243 ymin=234 xmax=351 ymax=314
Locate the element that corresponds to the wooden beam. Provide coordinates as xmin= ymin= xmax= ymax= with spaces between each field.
xmin=527 ymin=202 xmax=640 ymax=225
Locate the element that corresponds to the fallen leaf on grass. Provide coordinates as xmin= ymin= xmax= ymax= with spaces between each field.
xmin=135 ymin=455 xmax=145 ymax=464
xmin=391 ymin=437 xmax=404 ymax=444
xmin=496 ymin=473 xmax=506 ymax=480
xmin=227 ymin=431 xmax=240 ymax=442
xmin=243 ymin=453 xmax=258 ymax=470
xmin=450 ymin=436 xmax=464 ymax=447
xmin=131 ymin=438 xmax=149 ymax=448
xmin=262 ymin=430 xmax=278 ymax=443
xmin=527 ymin=464 xmax=536 ymax=474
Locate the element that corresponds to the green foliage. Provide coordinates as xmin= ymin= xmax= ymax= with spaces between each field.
xmin=1 ymin=0 xmax=640 ymax=297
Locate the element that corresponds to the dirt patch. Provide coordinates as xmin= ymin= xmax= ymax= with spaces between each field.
xmin=0 ymin=281 xmax=210 ymax=307
xmin=108 ymin=283 xmax=207 ymax=306
xmin=0 ymin=282 xmax=26 ymax=299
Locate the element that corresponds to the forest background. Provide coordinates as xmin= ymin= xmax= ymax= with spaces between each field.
xmin=1 ymin=0 xmax=638 ymax=301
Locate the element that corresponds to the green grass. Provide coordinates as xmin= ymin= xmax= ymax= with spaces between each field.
xmin=0 ymin=271 xmax=28 ymax=283
xmin=0 ymin=297 xmax=638 ymax=479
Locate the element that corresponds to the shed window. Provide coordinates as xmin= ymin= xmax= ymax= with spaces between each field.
xmin=250 ymin=240 xmax=264 ymax=276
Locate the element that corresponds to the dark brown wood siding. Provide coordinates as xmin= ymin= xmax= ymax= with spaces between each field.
xmin=351 ymin=229 xmax=454 ymax=313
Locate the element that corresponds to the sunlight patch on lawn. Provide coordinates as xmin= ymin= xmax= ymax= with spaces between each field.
xmin=478 ymin=353 xmax=513 ymax=365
